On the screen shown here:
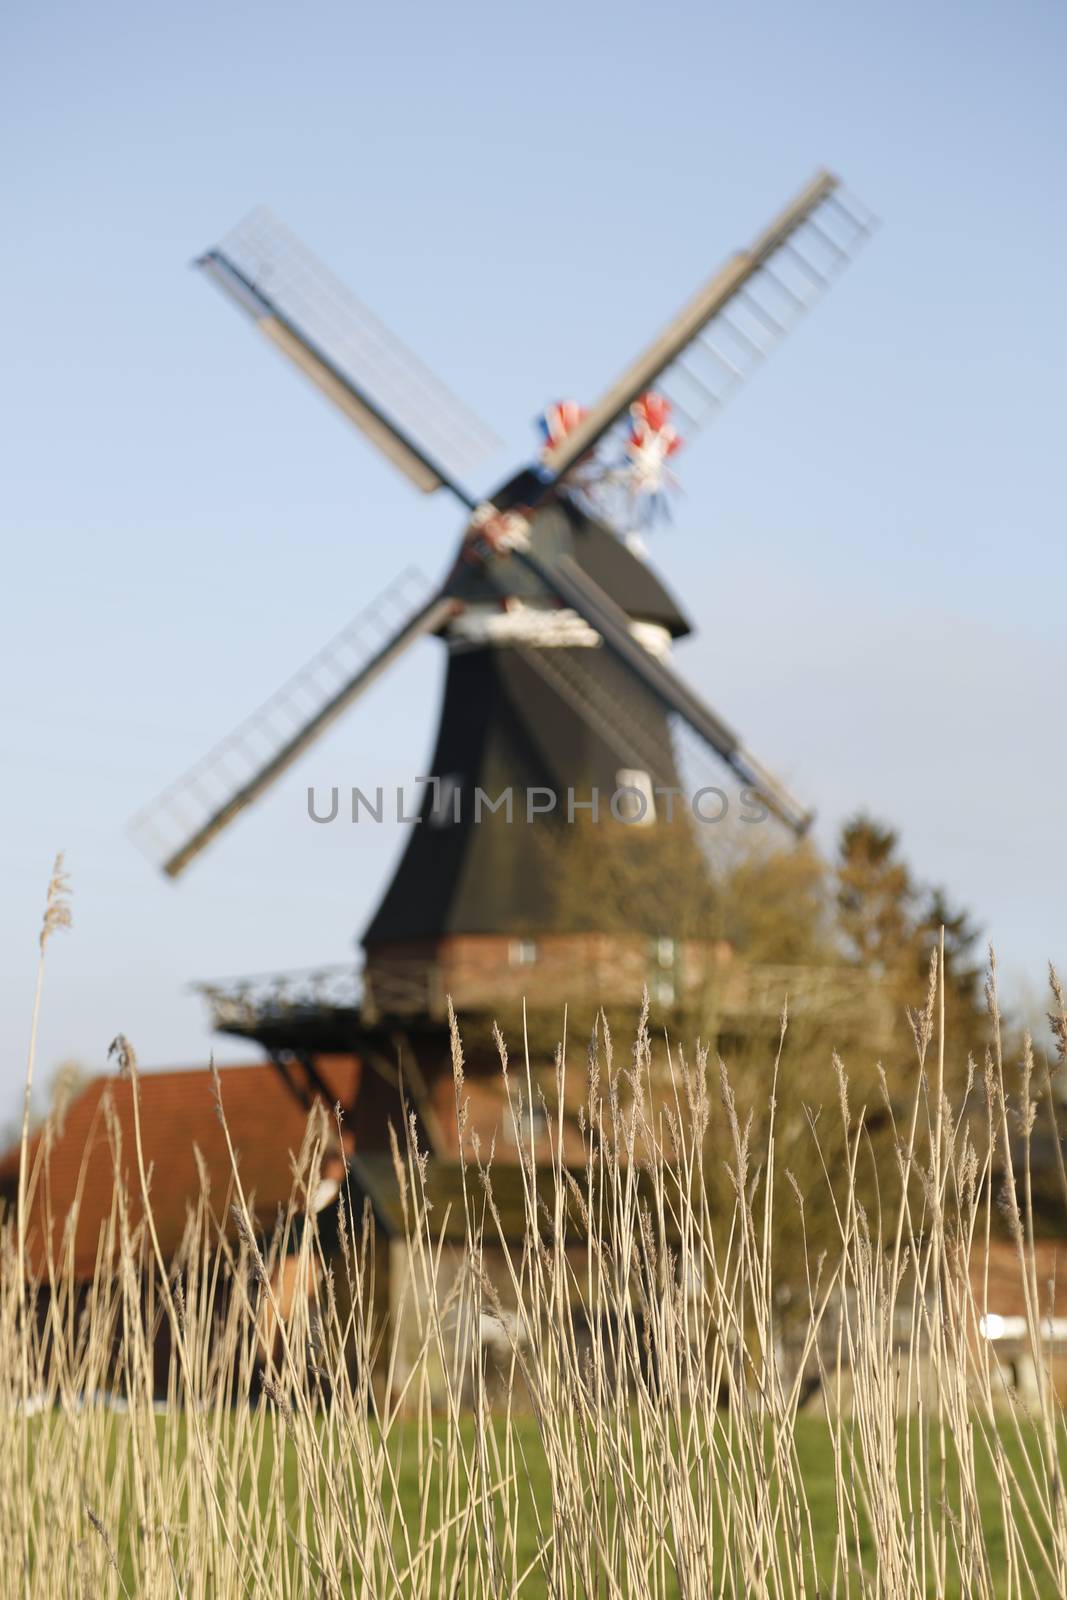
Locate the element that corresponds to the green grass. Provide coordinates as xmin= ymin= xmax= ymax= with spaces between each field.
xmin=398 ymin=1415 xmax=1061 ymax=1597
xmin=62 ymin=1411 xmax=1056 ymax=1598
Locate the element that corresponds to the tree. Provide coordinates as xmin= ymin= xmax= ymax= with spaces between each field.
xmin=834 ymin=813 xmax=989 ymax=1080
xmin=715 ymin=834 xmax=834 ymax=966
xmin=551 ymin=810 xmax=718 ymax=940
xmin=836 ymin=815 xmax=916 ymax=974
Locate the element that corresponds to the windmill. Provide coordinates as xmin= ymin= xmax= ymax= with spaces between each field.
xmin=131 ymin=170 xmax=874 ymax=1079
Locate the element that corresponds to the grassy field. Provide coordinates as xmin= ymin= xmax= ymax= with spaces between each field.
xmin=4 ymin=863 xmax=1067 ymax=1596
xmin=277 ymin=1414 xmax=1064 ymax=1596
xmin=412 ymin=1415 xmax=1066 ymax=1596
xmin=17 ymin=1410 xmax=1063 ymax=1597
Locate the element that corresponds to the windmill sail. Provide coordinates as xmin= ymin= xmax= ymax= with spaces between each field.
xmin=510 ymin=546 xmax=812 ymax=835
xmin=518 ymin=638 xmax=802 ymax=846
xmin=198 ymin=208 xmax=500 ymax=506
xmin=513 ymin=638 xmax=678 ymax=789
xmin=131 ymin=567 xmax=454 ymax=879
xmin=540 ymin=170 xmax=874 ymax=481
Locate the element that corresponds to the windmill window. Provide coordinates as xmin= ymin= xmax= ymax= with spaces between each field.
xmin=428 ymin=774 xmax=462 ymax=827
xmin=507 ymin=1103 xmax=547 ymax=1144
xmin=656 ymin=937 xmax=676 ymax=968
xmin=614 ymin=769 xmax=656 ymax=826
xmin=509 ymin=939 xmax=538 ymax=967
xmin=655 ymin=977 xmax=676 ymax=1007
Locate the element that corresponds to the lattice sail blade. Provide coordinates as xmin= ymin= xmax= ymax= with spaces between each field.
xmin=513 ymin=639 xmax=677 ymax=789
xmin=131 ymin=567 xmax=452 ymax=879
xmin=511 ymin=547 xmax=812 ymax=836
xmin=541 ymin=170 xmax=875 ymax=480
xmin=518 ymin=639 xmax=805 ymax=846
xmin=198 ymin=208 xmax=500 ymax=506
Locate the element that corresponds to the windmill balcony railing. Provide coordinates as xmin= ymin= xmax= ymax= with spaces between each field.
xmin=196 ymin=955 xmax=892 ymax=1038
xmin=197 ymin=960 xmax=440 ymax=1030
xmin=196 ymin=964 xmax=363 ymax=1034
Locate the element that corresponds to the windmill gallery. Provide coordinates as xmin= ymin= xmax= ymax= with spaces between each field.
xmin=126 ymin=168 xmax=874 ymax=1140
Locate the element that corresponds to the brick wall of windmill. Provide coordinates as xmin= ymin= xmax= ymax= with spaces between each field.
xmin=363 ymin=932 xmax=734 ymax=1021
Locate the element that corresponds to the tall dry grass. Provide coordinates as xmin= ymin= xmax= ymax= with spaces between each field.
xmin=2 ymin=869 xmax=1067 ymax=1596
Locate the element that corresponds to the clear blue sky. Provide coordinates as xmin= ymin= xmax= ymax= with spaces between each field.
xmin=2 ymin=0 xmax=1065 ymax=1119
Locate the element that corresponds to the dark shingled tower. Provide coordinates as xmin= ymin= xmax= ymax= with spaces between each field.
xmin=364 ymin=494 xmax=691 ymax=950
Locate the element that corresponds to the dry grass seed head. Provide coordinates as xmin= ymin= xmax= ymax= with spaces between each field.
xmin=1019 ymin=1034 xmax=1038 ymax=1136
xmin=997 ymin=1175 xmax=1023 ymax=1244
xmin=833 ymin=1052 xmax=850 ymax=1133
xmin=448 ymin=996 xmax=465 ymax=1097
xmin=107 ymin=1033 xmax=137 ymax=1080
xmin=40 ymin=852 xmax=72 ymax=950
xmin=587 ymin=1016 xmax=602 ymax=1118
xmin=1046 ymin=966 xmax=1067 ymax=1067
xmin=230 ymin=1204 xmax=267 ymax=1287
xmin=492 ymin=1020 xmax=508 ymax=1079
xmin=261 ymin=1373 xmax=293 ymax=1425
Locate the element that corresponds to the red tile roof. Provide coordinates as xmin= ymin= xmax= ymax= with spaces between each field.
xmin=973 ymin=1236 xmax=1067 ymax=1320
xmin=0 ymin=1057 xmax=360 ymax=1278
